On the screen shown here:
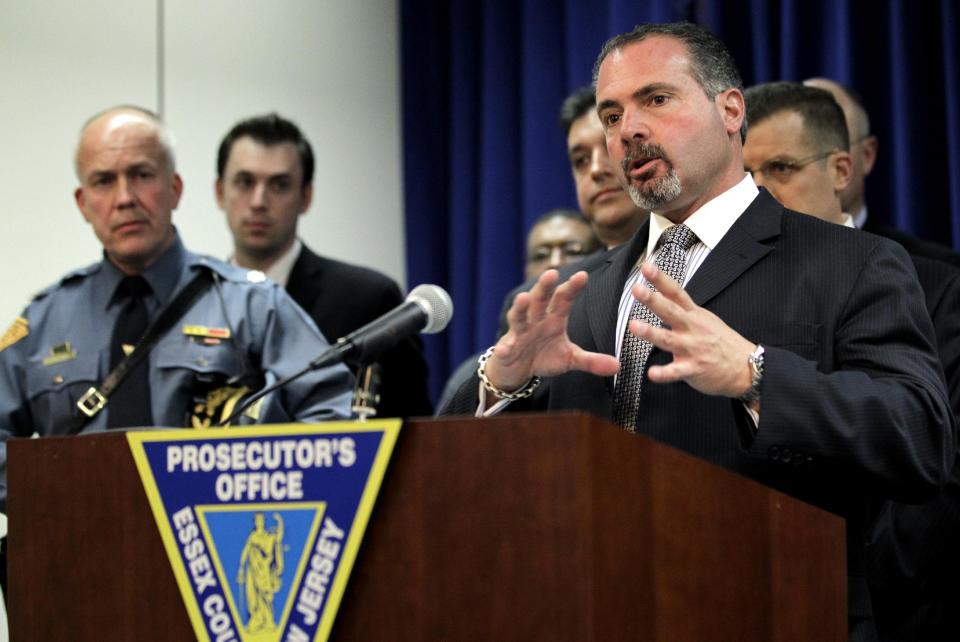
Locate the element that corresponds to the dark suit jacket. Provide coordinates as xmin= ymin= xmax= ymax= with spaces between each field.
xmin=286 ymin=245 xmax=433 ymax=418
xmin=865 ymin=255 xmax=960 ymax=641
xmin=912 ymin=255 xmax=960 ymax=413
xmin=863 ymin=219 xmax=960 ymax=268
xmin=867 ymin=468 xmax=960 ymax=642
xmin=443 ymin=190 xmax=954 ymax=639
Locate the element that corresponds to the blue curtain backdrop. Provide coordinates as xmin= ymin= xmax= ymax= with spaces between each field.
xmin=401 ymin=0 xmax=960 ymax=402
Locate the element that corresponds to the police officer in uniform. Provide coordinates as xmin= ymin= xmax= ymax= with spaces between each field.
xmin=0 ymin=106 xmax=355 ymax=507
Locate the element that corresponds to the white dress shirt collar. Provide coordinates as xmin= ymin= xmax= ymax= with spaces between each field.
xmin=645 ymin=173 xmax=759 ymax=257
xmin=229 ymin=238 xmax=303 ymax=288
xmin=852 ymin=205 xmax=868 ymax=229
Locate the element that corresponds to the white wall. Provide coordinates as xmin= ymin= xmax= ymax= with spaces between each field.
xmin=0 ymin=0 xmax=404 ymax=326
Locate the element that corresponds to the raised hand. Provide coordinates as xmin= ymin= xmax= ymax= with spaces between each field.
xmin=484 ymin=270 xmax=620 ymax=392
xmin=629 ymin=262 xmax=755 ymax=398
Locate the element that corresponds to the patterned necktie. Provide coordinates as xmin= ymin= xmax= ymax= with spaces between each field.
xmin=107 ymin=275 xmax=155 ymax=428
xmin=613 ymin=224 xmax=698 ymax=431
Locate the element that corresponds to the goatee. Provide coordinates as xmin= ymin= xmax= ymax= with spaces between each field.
xmin=622 ymin=143 xmax=682 ymax=210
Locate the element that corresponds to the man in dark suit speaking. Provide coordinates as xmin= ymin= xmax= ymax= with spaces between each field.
xmin=442 ymin=22 xmax=954 ymax=641
xmin=216 ymin=114 xmax=432 ymax=418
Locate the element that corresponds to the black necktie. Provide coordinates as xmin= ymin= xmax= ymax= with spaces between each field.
xmin=613 ymin=224 xmax=699 ymax=431
xmin=107 ymin=275 xmax=154 ymax=428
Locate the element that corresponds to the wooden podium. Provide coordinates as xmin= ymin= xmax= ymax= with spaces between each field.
xmin=6 ymin=412 xmax=846 ymax=641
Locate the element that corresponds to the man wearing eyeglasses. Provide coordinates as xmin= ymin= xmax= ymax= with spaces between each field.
xmin=523 ymin=208 xmax=602 ymax=281
xmin=744 ymin=81 xmax=960 ymax=641
xmin=743 ymin=82 xmax=854 ymax=227
xmin=743 ymin=81 xmax=960 ymax=411
xmin=804 ymin=77 xmax=960 ymax=268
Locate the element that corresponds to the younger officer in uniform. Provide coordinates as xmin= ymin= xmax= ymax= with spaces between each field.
xmin=0 ymin=106 xmax=355 ymax=508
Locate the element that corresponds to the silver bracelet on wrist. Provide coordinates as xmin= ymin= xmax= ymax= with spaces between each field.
xmin=477 ymin=346 xmax=542 ymax=401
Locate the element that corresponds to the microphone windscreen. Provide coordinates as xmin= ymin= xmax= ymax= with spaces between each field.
xmin=408 ymin=284 xmax=453 ymax=334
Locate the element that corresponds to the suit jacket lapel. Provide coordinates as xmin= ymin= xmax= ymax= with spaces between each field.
xmin=685 ymin=190 xmax=781 ymax=307
xmin=585 ymin=220 xmax=650 ymax=356
xmin=285 ymin=245 xmax=322 ymax=307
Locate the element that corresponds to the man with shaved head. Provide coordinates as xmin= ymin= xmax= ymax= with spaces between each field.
xmin=0 ymin=106 xmax=355 ymax=508
xmin=72 ymin=106 xmax=183 ymax=275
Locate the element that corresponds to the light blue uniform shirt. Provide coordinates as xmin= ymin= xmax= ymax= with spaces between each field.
xmin=0 ymin=235 xmax=354 ymax=505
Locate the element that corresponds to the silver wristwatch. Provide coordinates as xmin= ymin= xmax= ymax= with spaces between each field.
xmin=739 ymin=344 xmax=764 ymax=404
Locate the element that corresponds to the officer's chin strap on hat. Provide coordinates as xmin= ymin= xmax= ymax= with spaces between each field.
xmin=69 ymin=267 xmax=216 ymax=435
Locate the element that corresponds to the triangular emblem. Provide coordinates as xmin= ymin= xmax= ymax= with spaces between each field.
xmin=127 ymin=421 xmax=401 ymax=642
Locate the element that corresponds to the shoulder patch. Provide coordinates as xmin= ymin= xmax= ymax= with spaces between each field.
xmin=0 ymin=316 xmax=29 ymax=352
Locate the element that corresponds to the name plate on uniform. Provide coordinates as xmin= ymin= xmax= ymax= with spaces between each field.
xmin=127 ymin=421 xmax=401 ymax=642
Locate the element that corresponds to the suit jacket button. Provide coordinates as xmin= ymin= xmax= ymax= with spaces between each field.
xmin=768 ymin=446 xmax=780 ymax=460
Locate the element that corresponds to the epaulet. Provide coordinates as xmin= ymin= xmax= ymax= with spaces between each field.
xmin=32 ymin=263 xmax=99 ymax=301
xmin=188 ymin=255 xmax=270 ymax=285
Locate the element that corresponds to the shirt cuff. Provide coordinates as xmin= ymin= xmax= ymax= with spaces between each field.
xmin=475 ymin=381 xmax=514 ymax=417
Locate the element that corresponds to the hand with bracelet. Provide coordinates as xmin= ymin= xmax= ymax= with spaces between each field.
xmin=480 ymin=269 xmax=619 ymax=403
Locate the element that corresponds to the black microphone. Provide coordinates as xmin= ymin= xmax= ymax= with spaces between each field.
xmin=221 ymin=284 xmax=453 ymax=425
xmin=311 ymin=284 xmax=453 ymax=369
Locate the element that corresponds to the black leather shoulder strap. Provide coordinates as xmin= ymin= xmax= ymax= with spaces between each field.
xmin=71 ymin=267 xmax=216 ymax=433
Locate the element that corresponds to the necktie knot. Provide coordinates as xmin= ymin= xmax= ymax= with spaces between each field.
xmin=115 ymin=275 xmax=152 ymax=302
xmin=657 ymin=223 xmax=698 ymax=254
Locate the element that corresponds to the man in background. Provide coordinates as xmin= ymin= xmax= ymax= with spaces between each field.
xmin=441 ymin=207 xmax=599 ymax=408
xmin=743 ymin=82 xmax=854 ymax=226
xmin=523 ymin=208 xmax=601 ymax=280
xmin=216 ymin=114 xmax=432 ymax=418
xmin=496 ymin=89 xmax=640 ymax=332
xmin=744 ymin=81 xmax=960 ymax=413
xmin=561 ymin=86 xmax=647 ymax=248
xmin=744 ymin=80 xmax=960 ymax=642
xmin=804 ymin=77 xmax=960 ymax=266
